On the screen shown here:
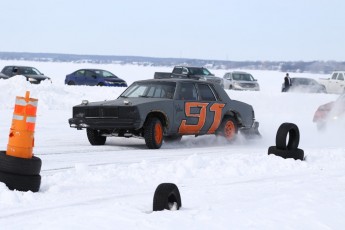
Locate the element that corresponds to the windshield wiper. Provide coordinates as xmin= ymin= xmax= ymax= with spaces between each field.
xmin=139 ymin=95 xmax=151 ymax=98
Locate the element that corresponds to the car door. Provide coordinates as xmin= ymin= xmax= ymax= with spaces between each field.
xmin=85 ymin=70 xmax=98 ymax=86
xmin=334 ymin=73 xmax=345 ymax=94
xmin=174 ymin=82 xmax=200 ymax=134
xmin=223 ymin=73 xmax=232 ymax=89
xmin=328 ymin=72 xmax=338 ymax=93
xmin=73 ymin=70 xmax=85 ymax=85
xmin=195 ymin=83 xmax=225 ymax=134
xmin=174 ymin=82 xmax=225 ymax=135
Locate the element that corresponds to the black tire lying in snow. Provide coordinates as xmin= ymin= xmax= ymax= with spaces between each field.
xmin=0 ymin=151 xmax=42 ymax=176
xmin=275 ymin=123 xmax=300 ymax=150
xmin=153 ymin=183 xmax=182 ymax=211
xmin=0 ymin=170 xmax=41 ymax=192
xmin=268 ymin=146 xmax=304 ymax=161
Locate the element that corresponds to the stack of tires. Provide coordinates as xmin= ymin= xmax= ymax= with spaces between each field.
xmin=268 ymin=123 xmax=304 ymax=161
xmin=0 ymin=151 xmax=41 ymax=192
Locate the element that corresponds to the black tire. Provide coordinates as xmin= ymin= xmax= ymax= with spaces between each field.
xmin=276 ymin=123 xmax=300 ymax=150
xmin=144 ymin=117 xmax=163 ymax=149
xmin=67 ymin=81 xmax=75 ymax=85
xmin=97 ymin=82 xmax=104 ymax=86
xmin=86 ymin=128 xmax=106 ymax=145
xmin=268 ymin=146 xmax=304 ymax=161
xmin=153 ymin=183 xmax=182 ymax=211
xmin=164 ymin=135 xmax=182 ymax=143
xmin=0 ymin=170 xmax=41 ymax=192
xmin=216 ymin=116 xmax=238 ymax=142
xmin=0 ymin=151 xmax=41 ymax=176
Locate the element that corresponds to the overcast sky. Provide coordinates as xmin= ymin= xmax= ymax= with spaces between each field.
xmin=1 ymin=0 xmax=344 ymax=61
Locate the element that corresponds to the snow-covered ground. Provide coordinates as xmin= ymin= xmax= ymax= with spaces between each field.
xmin=0 ymin=60 xmax=344 ymax=229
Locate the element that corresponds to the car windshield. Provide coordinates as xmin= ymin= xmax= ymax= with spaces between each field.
xmin=94 ymin=70 xmax=117 ymax=78
xmin=120 ymin=82 xmax=176 ymax=99
xmin=22 ymin=67 xmax=42 ymax=75
xmin=232 ymin=73 xmax=254 ymax=81
xmin=188 ymin=68 xmax=212 ymax=76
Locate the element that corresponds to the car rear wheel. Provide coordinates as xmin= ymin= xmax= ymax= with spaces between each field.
xmin=144 ymin=117 xmax=163 ymax=149
xmin=86 ymin=128 xmax=106 ymax=145
xmin=217 ymin=116 xmax=238 ymax=141
xmin=67 ymin=81 xmax=75 ymax=85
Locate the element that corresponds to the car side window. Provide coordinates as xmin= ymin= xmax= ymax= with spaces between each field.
xmin=178 ymin=83 xmax=197 ymax=100
xmin=197 ymin=84 xmax=216 ymax=101
xmin=173 ymin=67 xmax=182 ymax=74
xmin=337 ymin=73 xmax=344 ymax=81
xmin=332 ymin=73 xmax=338 ymax=79
xmin=76 ymin=70 xmax=84 ymax=77
xmin=85 ymin=71 xmax=94 ymax=79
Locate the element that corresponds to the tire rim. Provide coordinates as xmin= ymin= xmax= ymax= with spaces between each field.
xmin=154 ymin=122 xmax=163 ymax=144
xmin=224 ymin=120 xmax=235 ymax=140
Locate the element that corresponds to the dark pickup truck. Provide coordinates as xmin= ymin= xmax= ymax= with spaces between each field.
xmin=154 ymin=66 xmax=223 ymax=87
xmin=69 ymin=79 xmax=260 ymax=149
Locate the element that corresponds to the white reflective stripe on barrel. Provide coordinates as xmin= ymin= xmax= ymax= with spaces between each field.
xmin=26 ymin=116 xmax=36 ymax=123
xmin=16 ymin=98 xmax=27 ymax=106
xmin=13 ymin=114 xmax=24 ymax=120
xmin=28 ymin=100 xmax=38 ymax=107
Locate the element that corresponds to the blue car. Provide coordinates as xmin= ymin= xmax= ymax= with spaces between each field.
xmin=65 ymin=69 xmax=127 ymax=87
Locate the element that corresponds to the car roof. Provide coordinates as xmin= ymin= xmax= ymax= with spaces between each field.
xmin=77 ymin=69 xmax=109 ymax=71
xmin=4 ymin=65 xmax=36 ymax=68
xmin=135 ymin=78 xmax=205 ymax=84
xmin=227 ymin=71 xmax=250 ymax=74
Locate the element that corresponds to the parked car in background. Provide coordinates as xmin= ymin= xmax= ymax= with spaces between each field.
xmin=318 ymin=71 xmax=345 ymax=94
xmin=154 ymin=66 xmax=224 ymax=87
xmin=1 ymin=65 xmax=51 ymax=84
xmin=282 ymin=77 xmax=326 ymax=93
xmin=313 ymin=94 xmax=345 ymax=130
xmin=222 ymin=71 xmax=260 ymax=91
xmin=65 ymin=69 xmax=127 ymax=87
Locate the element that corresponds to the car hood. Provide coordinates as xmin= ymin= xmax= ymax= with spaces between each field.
xmin=233 ymin=80 xmax=257 ymax=84
xmin=78 ymin=97 xmax=171 ymax=107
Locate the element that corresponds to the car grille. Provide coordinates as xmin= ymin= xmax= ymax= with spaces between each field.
xmin=240 ymin=83 xmax=256 ymax=88
xmin=74 ymin=106 xmax=118 ymax=118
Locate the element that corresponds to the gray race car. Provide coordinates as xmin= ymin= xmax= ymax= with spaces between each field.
xmin=69 ymin=79 xmax=260 ymax=149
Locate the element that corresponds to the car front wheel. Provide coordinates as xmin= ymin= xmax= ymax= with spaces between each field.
xmin=86 ymin=128 xmax=106 ymax=145
xmin=144 ymin=117 xmax=163 ymax=149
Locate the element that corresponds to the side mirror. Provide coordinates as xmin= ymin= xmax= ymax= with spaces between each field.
xmin=92 ymin=75 xmax=97 ymax=79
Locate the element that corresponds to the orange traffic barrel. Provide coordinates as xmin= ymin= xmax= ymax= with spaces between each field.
xmin=6 ymin=91 xmax=38 ymax=159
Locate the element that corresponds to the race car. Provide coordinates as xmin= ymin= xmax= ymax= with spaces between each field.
xmin=69 ymin=78 xmax=260 ymax=149
xmin=313 ymin=94 xmax=345 ymax=130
